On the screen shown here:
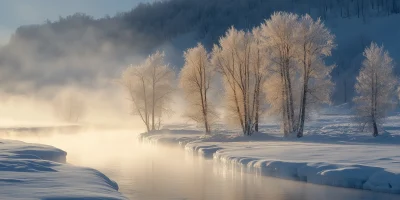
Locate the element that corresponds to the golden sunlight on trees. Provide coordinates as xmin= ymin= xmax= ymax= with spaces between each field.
xmin=121 ymin=51 xmax=175 ymax=132
xmin=180 ymin=43 xmax=217 ymax=134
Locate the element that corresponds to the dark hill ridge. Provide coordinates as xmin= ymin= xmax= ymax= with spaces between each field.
xmin=0 ymin=0 xmax=399 ymax=102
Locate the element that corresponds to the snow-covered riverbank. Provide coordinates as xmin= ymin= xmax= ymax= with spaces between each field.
xmin=141 ymin=130 xmax=400 ymax=194
xmin=0 ymin=139 xmax=127 ymax=200
xmin=140 ymin=109 xmax=400 ymax=195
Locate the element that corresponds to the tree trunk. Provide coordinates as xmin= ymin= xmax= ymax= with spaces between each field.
xmin=141 ymin=78 xmax=150 ymax=132
xmin=203 ymin=88 xmax=210 ymax=135
xmin=254 ymin=48 xmax=262 ymax=133
xmin=203 ymin=59 xmax=211 ymax=135
xmin=151 ymin=73 xmax=156 ymax=131
xmin=255 ymin=91 xmax=260 ymax=132
xmin=285 ymin=59 xmax=294 ymax=133
xmin=233 ymin=84 xmax=245 ymax=134
xmin=373 ymin=72 xmax=379 ymax=137
xmin=371 ymin=71 xmax=379 ymax=137
xmin=280 ymin=64 xmax=288 ymax=136
xmin=243 ymin=46 xmax=252 ymax=136
xmin=372 ymin=119 xmax=378 ymax=137
xmin=297 ymin=80 xmax=307 ymax=138
xmin=297 ymin=48 xmax=309 ymax=138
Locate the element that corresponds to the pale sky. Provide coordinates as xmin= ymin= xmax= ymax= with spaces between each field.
xmin=0 ymin=0 xmax=154 ymax=45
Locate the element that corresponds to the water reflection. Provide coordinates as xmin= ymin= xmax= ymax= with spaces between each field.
xmin=1 ymin=129 xmax=399 ymax=200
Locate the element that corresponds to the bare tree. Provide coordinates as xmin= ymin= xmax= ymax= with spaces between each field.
xmin=211 ymin=27 xmax=261 ymax=136
xmin=353 ymin=42 xmax=397 ymax=137
xmin=179 ymin=43 xmax=216 ymax=134
xmin=121 ymin=51 xmax=175 ymax=132
xmin=53 ymin=90 xmax=86 ymax=123
xmin=259 ymin=12 xmax=299 ymax=137
xmin=210 ymin=26 xmax=269 ymax=135
xmin=295 ymin=14 xmax=336 ymax=137
xmin=250 ymin=27 xmax=270 ymax=132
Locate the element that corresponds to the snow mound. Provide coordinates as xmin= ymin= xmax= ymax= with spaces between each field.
xmin=0 ymin=139 xmax=127 ymax=200
xmin=0 ymin=139 xmax=67 ymax=163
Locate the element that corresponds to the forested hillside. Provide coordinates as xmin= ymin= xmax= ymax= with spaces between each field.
xmin=0 ymin=0 xmax=399 ymax=102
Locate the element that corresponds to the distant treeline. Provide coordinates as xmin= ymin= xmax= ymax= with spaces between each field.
xmin=0 ymin=0 xmax=399 ymax=94
xmin=8 ymin=0 xmax=400 ymax=54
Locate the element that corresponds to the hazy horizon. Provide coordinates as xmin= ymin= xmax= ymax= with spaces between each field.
xmin=0 ymin=0 xmax=155 ymax=45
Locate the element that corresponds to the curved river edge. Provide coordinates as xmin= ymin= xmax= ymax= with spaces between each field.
xmin=0 ymin=139 xmax=128 ymax=200
xmin=139 ymin=130 xmax=400 ymax=195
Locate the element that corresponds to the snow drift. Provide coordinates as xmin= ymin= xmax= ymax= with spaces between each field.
xmin=0 ymin=139 xmax=127 ymax=200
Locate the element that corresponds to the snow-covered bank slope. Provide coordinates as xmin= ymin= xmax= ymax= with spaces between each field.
xmin=192 ymin=141 xmax=400 ymax=194
xmin=140 ymin=122 xmax=400 ymax=194
xmin=0 ymin=139 xmax=127 ymax=200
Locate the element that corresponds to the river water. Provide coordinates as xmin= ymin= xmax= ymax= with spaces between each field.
xmin=3 ymin=129 xmax=399 ymax=200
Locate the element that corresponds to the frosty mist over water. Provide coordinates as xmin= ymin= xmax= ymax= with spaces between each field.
xmin=1 ymin=0 xmax=400 ymax=199
xmin=2 ymin=129 xmax=399 ymax=200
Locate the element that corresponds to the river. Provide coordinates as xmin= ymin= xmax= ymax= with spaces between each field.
xmin=3 ymin=128 xmax=399 ymax=200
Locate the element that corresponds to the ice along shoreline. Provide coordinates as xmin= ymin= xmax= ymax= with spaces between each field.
xmin=139 ymin=130 xmax=400 ymax=195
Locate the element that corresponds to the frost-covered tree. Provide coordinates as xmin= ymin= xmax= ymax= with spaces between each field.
xmin=53 ymin=90 xmax=86 ymax=123
xmin=251 ymin=27 xmax=270 ymax=132
xmin=211 ymin=27 xmax=251 ymax=135
xmin=353 ymin=42 xmax=397 ymax=137
xmin=179 ymin=43 xmax=216 ymax=134
xmin=295 ymin=14 xmax=336 ymax=137
xmin=121 ymin=51 xmax=175 ymax=132
xmin=211 ymin=27 xmax=266 ymax=136
xmin=259 ymin=12 xmax=299 ymax=136
xmin=259 ymin=12 xmax=335 ymax=137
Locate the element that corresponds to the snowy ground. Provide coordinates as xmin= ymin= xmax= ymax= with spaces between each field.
xmin=0 ymin=139 xmax=127 ymax=200
xmin=140 ymin=105 xmax=400 ymax=194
